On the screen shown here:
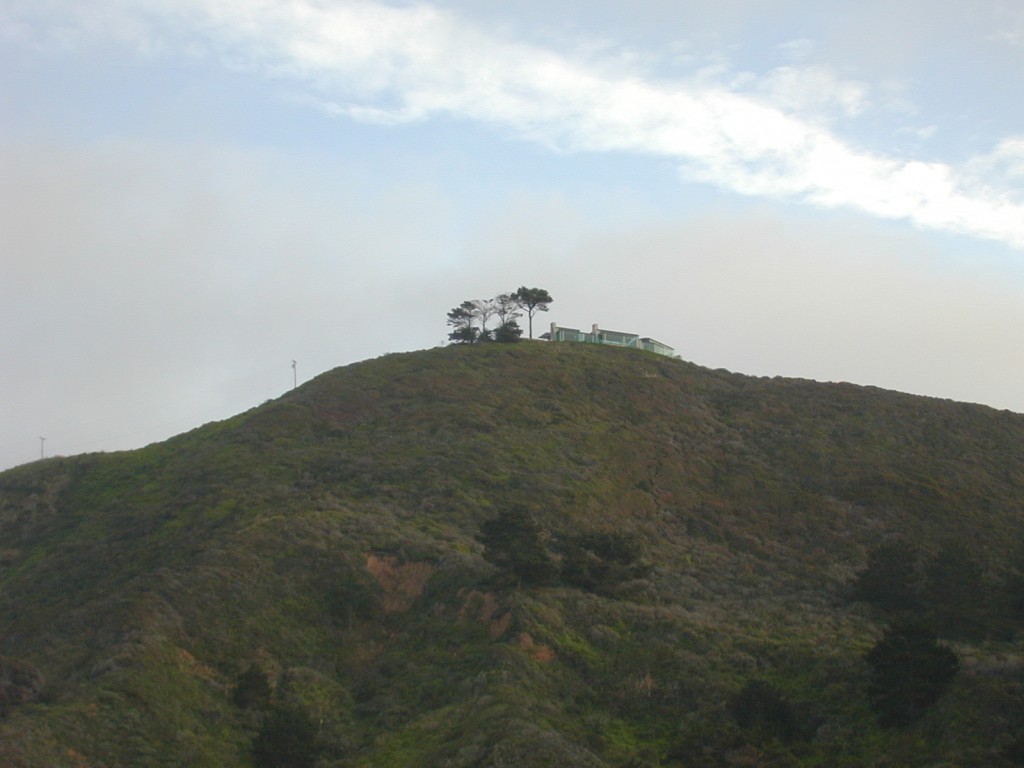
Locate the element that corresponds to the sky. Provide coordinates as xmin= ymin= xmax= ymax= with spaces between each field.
xmin=3 ymin=0 xmax=1024 ymax=469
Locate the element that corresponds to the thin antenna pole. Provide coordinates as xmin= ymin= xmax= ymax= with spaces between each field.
xmin=39 ymin=436 xmax=46 ymax=460
xmin=291 ymin=360 xmax=297 ymax=390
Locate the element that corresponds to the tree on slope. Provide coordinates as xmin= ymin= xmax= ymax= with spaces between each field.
xmin=512 ymin=287 xmax=553 ymax=339
xmin=251 ymin=704 xmax=322 ymax=768
xmin=921 ymin=541 xmax=990 ymax=641
xmin=851 ymin=540 xmax=921 ymax=613
xmin=865 ymin=621 xmax=958 ymax=727
xmin=479 ymin=506 xmax=557 ymax=586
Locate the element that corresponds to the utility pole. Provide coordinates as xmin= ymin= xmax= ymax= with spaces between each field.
xmin=39 ymin=436 xmax=46 ymax=460
xmin=291 ymin=360 xmax=297 ymax=390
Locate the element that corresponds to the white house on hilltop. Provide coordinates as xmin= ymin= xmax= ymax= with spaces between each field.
xmin=540 ymin=323 xmax=675 ymax=357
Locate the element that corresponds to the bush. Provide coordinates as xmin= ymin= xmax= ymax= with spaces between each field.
xmin=559 ymin=532 xmax=648 ymax=592
xmin=251 ymin=704 xmax=323 ymax=768
xmin=232 ymin=663 xmax=271 ymax=710
xmin=0 ymin=656 xmax=43 ymax=716
xmin=851 ymin=541 xmax=921 ymax=613
xmin=921 ymin=542 xmax=989 ymax=641
xmin=727 ymin=680 xmax=797 ymax=743
xmin=493 ymin=321 xmax=523 ymax=343
xmin=479 ymin=506 xmax=558 ymax=587
xmin=1004 ymin=734 xmax=1024 ymax=765
xmin=865 ymin=621 xmax=958 ymax=727
xmin=0 ymin=659 xmax=42 ymax=720
xmin=327 ymin=567 xmax=383 ymax=628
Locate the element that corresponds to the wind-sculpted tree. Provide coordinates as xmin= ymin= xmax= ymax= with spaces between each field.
xmin=512 ymin=286 xmax=553 ymax=339
xmin=495 ymin=293 xmax=522 ymax=327
xmin=447 ymin=301 xmax=479 ymax=344
xmin=447 ymin=289 xmax=542 ymax=344
xmin=473 ymin=298 xmax=499 ymax=341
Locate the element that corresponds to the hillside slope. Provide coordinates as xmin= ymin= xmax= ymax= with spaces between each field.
xmin=2 ymin=342 xmax=1024 ymax=766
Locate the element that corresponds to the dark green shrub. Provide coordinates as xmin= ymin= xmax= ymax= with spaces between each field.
xmin=327 ymin=567 xmax=383 ymax=628
xmin=0 ymin=656 xmax=43 ymax=715
xmin=1005 ymin=734 xmax=1024 ymax=765
xmin=851 ymin=541 xmax=921 ymax=612
xmin=251 ymin=704 xmax=322 ymax=768
xmin=559 ymin=531 xmax=648 ymax=592
xmin=727 ymin=680 xmax=796 ymax=743
xmin=997 ymin=553 xmax=1024 ymax=638
xmin=865 ymin=621 xmax=958 ymax=727
xmin=479 ymin=506 xmax=557 ymax=586
xmin=921 ymin=542 xmax=989 ymax=640
xmin=232 ymin=663 xmax=271 ymax=710
xmin=855 ymin=540 xmax=996 ymax=641
xmin=494 ymin=321 xmax=523 ymax=343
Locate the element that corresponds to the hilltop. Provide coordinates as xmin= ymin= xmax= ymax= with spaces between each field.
xmin=2 ymin=342 xmax=1024 ymax=766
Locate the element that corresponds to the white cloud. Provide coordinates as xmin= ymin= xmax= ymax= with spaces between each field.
xmin=991 ymin=2 xmax=1024 ymax=45
xmin=898 ymin=124 xmax=938 ymax=141
xmin=965 ymin=137 xmax=1024 ymax=196
xmin=751 ymin=65 xmax=870 ymax=119
xmin=148 ymin=0 xmax=1024 ymax=249
xmin=5 ymin=0 xmax=1024 ymax=251
xmin=777 ymin=38 xmax=816 ymax=61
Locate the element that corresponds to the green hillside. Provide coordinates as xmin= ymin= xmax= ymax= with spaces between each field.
xmin=3 ymin=342 xmax=1024 ymax=766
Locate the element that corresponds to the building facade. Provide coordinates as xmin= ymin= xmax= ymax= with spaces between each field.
xmin=542 ymin=323 xmax=675 ymax=357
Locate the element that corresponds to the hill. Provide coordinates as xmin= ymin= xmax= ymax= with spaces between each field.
xmin=2 ymin=342 xmax=1024 ymax=766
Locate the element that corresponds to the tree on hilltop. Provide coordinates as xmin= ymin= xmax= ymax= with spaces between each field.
xmin=495 ymin=293 xmax=522 ymax=327
xmin=512 ymin=287 xmax=553 ymax=339
xmin=447 ymin=301 xmax=480 ymax=344
xmin=493 ymin=320 xmax=523 ymax=343
xmin=473 ymin=298 xmax=499 ymax=341
xmin=447 ymin=290 xmax=539 ymax=344
xmin=446 ymin=298 xmax=504 ymax=343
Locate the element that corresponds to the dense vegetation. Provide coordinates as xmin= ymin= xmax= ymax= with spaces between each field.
xmin=2 ymin=342 xmax=1024 ymax=766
